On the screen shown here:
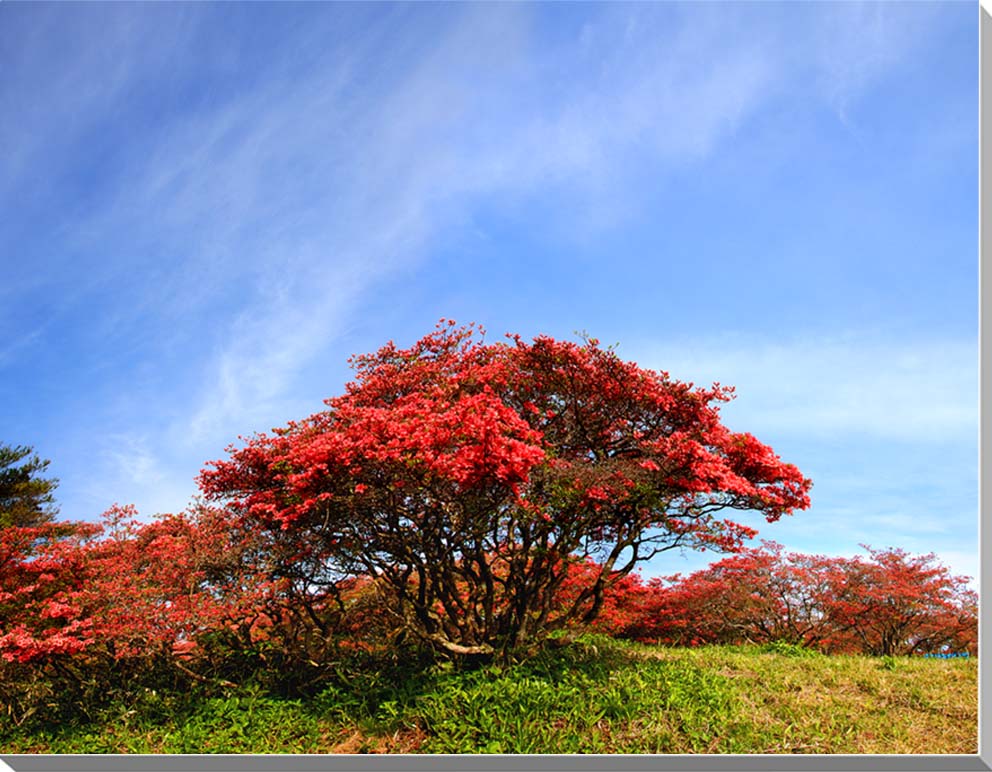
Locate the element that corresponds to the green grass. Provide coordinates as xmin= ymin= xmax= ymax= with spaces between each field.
xmin=0 ymin=638 xmax=977 ymax=754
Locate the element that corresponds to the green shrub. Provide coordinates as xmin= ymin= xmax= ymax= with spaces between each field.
xmin=759 ymin=641 xmax=823 ymax=658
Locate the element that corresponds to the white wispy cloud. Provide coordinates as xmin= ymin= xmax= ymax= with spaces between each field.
xmin=156 ymin=3 xmax=924 ymax=456
xmin=629 ymin=334 xmax=977 ymax=444
xmin=805 ymin=1 xmax=945 ymax=124
xmin=83 ymin=3 xmax=786 ymax=457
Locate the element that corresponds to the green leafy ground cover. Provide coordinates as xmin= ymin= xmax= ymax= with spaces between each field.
xmin=1 ymin=637 xmax=976 ymax=755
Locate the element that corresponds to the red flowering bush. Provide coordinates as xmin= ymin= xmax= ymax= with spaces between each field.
xmin=820 ymin=547 xmax=977 ymax=656
xmin=552 ymin=559 xmax=652 ymax=637
xmin=618 ymin=544 xmax=845 ymax=648
xmin=605 ymin=542 xmax=977 ymax=657
xmin=200 ymin=322 xmax=811 ymax=660
xmin=0 ymin=521 xmax=99 ymax=663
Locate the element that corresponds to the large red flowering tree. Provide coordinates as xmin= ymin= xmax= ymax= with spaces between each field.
xmin=200 ymin=322 xmax=811 ymax=660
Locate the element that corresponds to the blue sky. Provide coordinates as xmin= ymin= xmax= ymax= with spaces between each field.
xmin=0 ymin=3 xmax=978 ymax=583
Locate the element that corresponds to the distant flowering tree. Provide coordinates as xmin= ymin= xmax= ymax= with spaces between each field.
xmin=200 ymin=321 xmax=811 ymax=660
xmin=821 ymin=547 xmax=978 ymax=657
xmin=606 ymin=543 xmax=977 ymax=657
xmin=614 ymin=543 xmax=841 ymax=648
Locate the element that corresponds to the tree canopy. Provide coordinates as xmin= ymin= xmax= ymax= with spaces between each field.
xmin=200 ymin=322 xmax=812 ymax=659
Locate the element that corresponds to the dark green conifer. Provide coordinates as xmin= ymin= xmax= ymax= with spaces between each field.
xmin=0 ymin=443 xmax=59 ymax=528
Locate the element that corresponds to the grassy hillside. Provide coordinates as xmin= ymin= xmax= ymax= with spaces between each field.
xmin=1 ymin=637 xmax=976 ymax=755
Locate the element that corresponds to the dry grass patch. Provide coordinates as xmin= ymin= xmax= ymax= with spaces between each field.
xmin=668 ymin=645 xmax=977 ymax=754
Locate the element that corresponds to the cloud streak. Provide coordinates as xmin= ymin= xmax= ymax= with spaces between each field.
xmin=631 ymin=334 xmax=977 ymax=445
